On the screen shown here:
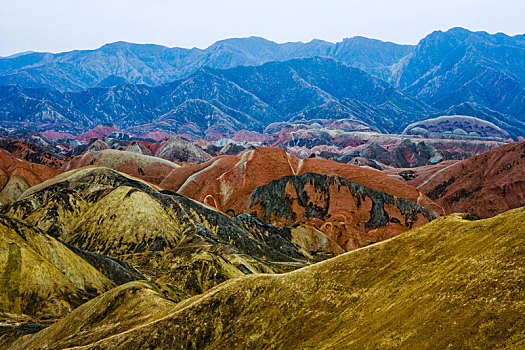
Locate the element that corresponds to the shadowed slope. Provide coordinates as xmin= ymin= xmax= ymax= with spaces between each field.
xmin=5 ymin=281 xmax=177 ymax=350
xmin=12 ymin=207 xmax=525 ymax=349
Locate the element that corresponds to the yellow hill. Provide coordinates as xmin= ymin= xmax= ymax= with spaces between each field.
xmin=11 ymin=207 xmax=525 ymax=349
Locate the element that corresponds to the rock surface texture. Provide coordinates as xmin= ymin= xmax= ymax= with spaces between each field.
xmin=249 ymin=172 xmax=435 ymax=250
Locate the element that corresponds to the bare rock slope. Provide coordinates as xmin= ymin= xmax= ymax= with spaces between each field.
xmin=418 ymin=142 xmax=525 ymax=217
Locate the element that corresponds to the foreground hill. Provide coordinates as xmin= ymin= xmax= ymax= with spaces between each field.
xmin=0 ymin=215 xmax=114 ymax=321
xmin=2 ymin=167 xmax=341 ymax=298
xmin=419 ymin=141 xmax=525 ymax=217
xmin=0 ymin=213 xmax=142 ymax=338
xmin=11 ymin=206 xmax=525 ymax=349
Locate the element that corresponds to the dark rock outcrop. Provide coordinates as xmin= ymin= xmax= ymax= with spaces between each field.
xmin=249 ymin=172 xmax=435 ymax=250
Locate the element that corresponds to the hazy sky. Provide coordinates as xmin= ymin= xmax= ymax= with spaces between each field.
xmin=1 ymin=0 xmax=523 ymax=56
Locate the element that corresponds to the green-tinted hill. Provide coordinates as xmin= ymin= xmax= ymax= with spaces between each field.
xmin=0 ymin=215 xmax=114 ymax=321
xmin=12 ymin=206 xmax=525 ymax=349
xmin=0 ymin=211 xmax=143 ymax=345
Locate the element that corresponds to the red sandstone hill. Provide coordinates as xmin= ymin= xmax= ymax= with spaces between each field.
xmin=159 ymin=147 xmax=444 ymax=250
xmin=0 ymin=149 xmax=60 ymax=203
xmin=63 ymin=147 xmax=444 ymax=251
xmin=0 ymin=139 xmax=70 ymax=169
xmin=417 ymin=142 xmax=525 ymax=218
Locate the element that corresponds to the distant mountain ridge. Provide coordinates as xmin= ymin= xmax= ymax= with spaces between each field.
xmin=0 ymin=36 xmax=412 ymax=91
xmin=394 ymin=27 xmax=525 ymax=123
xmin=0 ymin=27 xmax=524 ymax=136
xmin=0 ymin=57 xmax=434 ymax=137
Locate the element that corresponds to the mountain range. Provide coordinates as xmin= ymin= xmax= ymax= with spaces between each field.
xmin=0 ymin=27 xmax=524 ymax=138
xmin=1 ymin=22 xmax=525 ymax=349
xmin=0 ymin=36 xmax=413 ymax=90
xmin=0 ymin=57 xmax=435 ymax=137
